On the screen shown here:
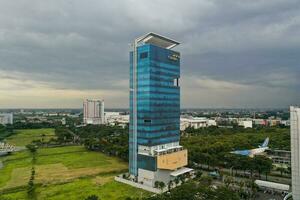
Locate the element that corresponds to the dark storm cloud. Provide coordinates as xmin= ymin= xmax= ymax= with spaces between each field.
xmin=0 ymin=0 xmax=299 ymax=108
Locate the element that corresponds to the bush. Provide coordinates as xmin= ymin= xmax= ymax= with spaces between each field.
xmin=85 ymin=195 xmax=100 ymax=200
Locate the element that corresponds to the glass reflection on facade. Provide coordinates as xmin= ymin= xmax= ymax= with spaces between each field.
xmin=129 ymin=43 xmax=180 ymax=176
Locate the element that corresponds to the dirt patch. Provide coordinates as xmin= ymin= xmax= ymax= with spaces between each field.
xmin=92 ymin=176 xmax=113 ymax=186
xmin=35 ymin=163 xmax=126 ymax=185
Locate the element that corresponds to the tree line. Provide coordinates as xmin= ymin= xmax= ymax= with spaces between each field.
xmin=54 ymin=125 xmax=288 ymax=179
xmin=0 ymin=124 xmax=14 ymax=140
xmin=54 ymin=125 xmax=129 ymax=161
xmin=145 ymin=181 xmax=240 ymax=200
xmin=183 ymin=126 xmax=289 ymax=179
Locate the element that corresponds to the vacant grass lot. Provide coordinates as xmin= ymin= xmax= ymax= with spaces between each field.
xmin=0 ymin=151 xmax=32 ymax=189
xmin=36 ymin=146 xmax=115 ymax=168
xmin=0 ymin=129 xmax=150 ymax=200
xmin=0 ymin=177 xmax=150 ymax=200
xmin=5 ymin=128 xmax=56 ymax=146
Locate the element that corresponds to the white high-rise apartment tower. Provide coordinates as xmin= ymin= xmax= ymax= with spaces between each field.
xmin=291 ymin=106 xmax=300 ymax=200
xmin=83 ymin=99 xmax=105 ymax=125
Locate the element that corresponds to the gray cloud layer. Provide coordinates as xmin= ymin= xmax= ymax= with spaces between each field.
xmin=0 ymin=0 xmax=299 ymax=108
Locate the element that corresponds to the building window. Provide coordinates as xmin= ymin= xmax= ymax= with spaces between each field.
xmin=144 ymin=119 xmax=151 ymax=123
xmin=173 ymin=78 xmax=179 ymax=87
xmin=140 ymin=52 xmax=148 ymax=59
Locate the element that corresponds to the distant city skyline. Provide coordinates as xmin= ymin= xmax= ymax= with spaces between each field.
xmin=0 ymin=0 xmax=299 ymax=108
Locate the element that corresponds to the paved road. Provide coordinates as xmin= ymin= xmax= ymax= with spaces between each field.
xmin=198 ymin=164 xmax=291 ymax=185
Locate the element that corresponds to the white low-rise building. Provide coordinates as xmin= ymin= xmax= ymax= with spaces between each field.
xmin=180 ymin=117 xmax=216 ymax=131
xmin=207 ymin=119 xmax=217 ymax=126
xmin=280 ymin=120 xmax=290 ymax=127
xmin=105 ymin=112 xmax=129 ymax=128
xmin=238 ymin=120 xmax=253 ymax=128
xmin=267 ymin=119 xmax=281 ymax=126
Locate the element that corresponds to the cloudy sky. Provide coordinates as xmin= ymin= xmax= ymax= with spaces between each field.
xmin=0 ymin=0 xmax=299 ymax=108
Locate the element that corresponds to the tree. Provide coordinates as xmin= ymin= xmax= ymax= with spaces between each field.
xmin=210 ymin=186 xmax=240 ymax=200
xmin=158 ymin=181 xmax=165 ymax=191
xmin=199 ymin=176 xmax=213 ymax=185
xmin=144 ymin=181 xmax=239 ymax=200
xmin=224 ymin=176 xmax=234 ymax=188
xmin=253 ymin=155 xmax=273 ymax=180
xmin=168 ymin=180 xmax=174 ymax=191
xmin=245 ymin=180 xmax=258 ymax=198
xmin=55 ymin=127 xmax=73 ymax=144
xmin=158 ymin=182 xmax=198 ymax=200
xmin=41 ymin=133 xmax=46 ymax=143
xmin=247 ymin=157 xmax=255 ymax=178
xmin=181 ymin=126 xmax=290 ymax=172
xmin=195 ymin=170 xmax=202 ymax=180
xmin=27 ymin=178 xmax=35 ymax=198
xmin=179 ymin=175 xmax=185 ymax=184
xmin=287 ymin=166 xmax=291 ymax=175
xmin=66 ymin=124 xmax=129 ymax=161
xmin=202 ymin=153 xmax=212 ymax=170
xmin=174 ymin=177 xmax=180 ymax=186
xmin=277 ymin=166 xmax=286 ymax=176
xmin=154 ymin=181 xmax=165 ymax=191
xmin=238 ymin=181 xmax=245 ymax=192
xmin=85 ymin=195 xmax=100 ymax=200
xmin=26 ymin=144 xmax=38 ymax=154
xmin=154 ymin=181 xmax=160 ymax=189
xmin=239 ymin=156 xmax=251 ymax=176
xmin=27 ymin=166 xmax=36 ymax=199
xmin=84 ymin=137 xmax=99 ymax=150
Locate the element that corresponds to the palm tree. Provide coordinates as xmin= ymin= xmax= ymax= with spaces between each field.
xmin=224 ymin=176 xmax=233 ymax=188
xmin=168 ymin=180 xmax=173 ymax=191
xmin=195 ymin=170 xmax=202 ymax=181
xmin=154 ymin=181 xmax=160 ymax=189
xmin=277 ymin=166 xmax=286 ymax=176
xmin=238 ymin=181 xmax=245 ymax=193
xmin=179 ymin=175 xmax=185 ymax=184
xmin=174 ymin=177 xmax=180 ymax=186
xmin=158 ymin=181 xmax=165 ymax=191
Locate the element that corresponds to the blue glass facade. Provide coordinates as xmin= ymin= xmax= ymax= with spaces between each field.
xmin=129 ymin=44 xmax=180 ymax=176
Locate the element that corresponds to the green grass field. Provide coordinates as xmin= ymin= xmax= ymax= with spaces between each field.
xmin=0 ymin=129 xmax=150 ymax=200
xmin=5 ymin=128 xmax=56 ymax=146
xmin=0 ymin=177 xmax=149 ymax=200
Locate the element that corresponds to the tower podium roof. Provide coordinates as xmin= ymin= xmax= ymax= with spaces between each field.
xmin=136 ymin=32 xmax=180 ymax=49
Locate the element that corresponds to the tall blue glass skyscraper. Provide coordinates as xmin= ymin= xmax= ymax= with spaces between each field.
xmin=129 ymin=33 xmax=191 ymax=187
